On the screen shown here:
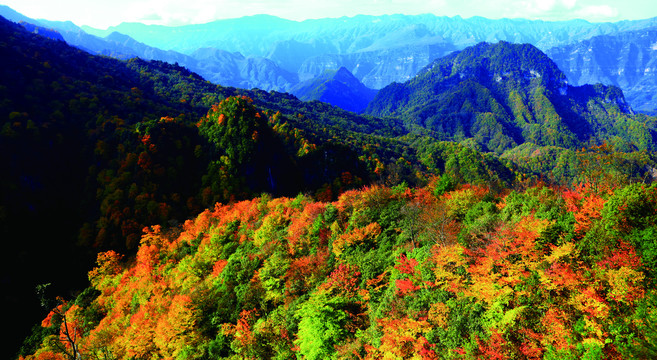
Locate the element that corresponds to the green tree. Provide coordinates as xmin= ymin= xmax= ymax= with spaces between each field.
xmin=295 ymin=290 xmax=351 ymax=360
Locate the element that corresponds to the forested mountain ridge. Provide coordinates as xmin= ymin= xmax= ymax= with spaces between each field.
xmin=367 ymin=41 xmax=656 ymax=153
xmin=0 ymin=15 xmax=418 ymax=358
xmin=0 ymin=10 xmax=417 ymax=260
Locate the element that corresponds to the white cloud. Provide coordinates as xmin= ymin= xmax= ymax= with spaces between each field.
xmin=512 ymin=0 xmax=618 ymax=22
xmin=534 ymin=0 xmax=557 ymax=11
xmin=575 ymin=5 xmax=619 ymax=21
xmin=121 ymin=0 xmax=276 ymax=25
xmin=561 ymin=0 xmax=576 ymax=9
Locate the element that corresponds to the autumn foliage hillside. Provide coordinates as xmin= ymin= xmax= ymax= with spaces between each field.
xmin=20 ymin=181 xmax=657 ymax=359
xmin=5 ymin=14 xmax=657 ymax=359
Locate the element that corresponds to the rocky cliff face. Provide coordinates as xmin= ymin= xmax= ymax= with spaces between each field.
xmin=80 ymin=14 xmax=657 ymax=58
xmin=103 ymin=31 xmax=193 ymax=63
xmin=298 ymin=42 xmax=457 ymax=89
xmin=547 ymin=27 xmax=657 ymax=112
xmin=190 ymin=47 xmax=298 ymax=91
xmin=267 ymin=39 xmax=339 ymax=73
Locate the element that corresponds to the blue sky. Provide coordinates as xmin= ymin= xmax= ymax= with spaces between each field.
xmin=2 ymin=0 xmax=656 ymax=29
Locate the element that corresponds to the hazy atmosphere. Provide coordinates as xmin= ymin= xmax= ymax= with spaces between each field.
xmin=3 ymin=0 xmax=657 ymax=28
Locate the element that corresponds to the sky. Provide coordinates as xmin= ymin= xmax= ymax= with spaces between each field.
xmin=2 ymin=0 xmax=657 ymax=29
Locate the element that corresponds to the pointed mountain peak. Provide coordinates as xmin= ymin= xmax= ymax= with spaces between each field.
xmin=335 ymin=66 xmax=351 ymax=75
xmin=333 ymin=66 xmax=358 ymax=82
xmin=290 ymin=67 xmax=377 ymax=113
xmin=105 ymin=31 xmax=133 ymax=42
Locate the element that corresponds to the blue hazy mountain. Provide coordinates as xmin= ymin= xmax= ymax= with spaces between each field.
xmin=0 ymin=5 xmax=65 ymax=41
xmin=267 ymin=38 xmax=338 ymax=73
xmin=59 ymin=29 xmax=297 ymax=91
xmin=297 ymin=41 xmax=458 ymax=89
xmin=0 ymin=7 xmax=298 ymax=92
xmin=289 ymin=67 xmax=377 ymax=113
xmin=547 ymin=27 xmax=657 ymax=113
xmin=0 ymin=4 xmax=37 ymax=24
xmin=189 ymin=47 xmax=298 ymax=91
xmin=16 ymin=21 xmax=65 ymax=41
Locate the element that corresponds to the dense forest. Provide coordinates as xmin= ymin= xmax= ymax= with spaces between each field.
xmin=17 ymin=181 xmax=657 ymax=359
xmin=2 ymin=13 xmax=657 ymax=359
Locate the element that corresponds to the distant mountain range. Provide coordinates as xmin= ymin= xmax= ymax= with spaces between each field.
xmin=1 ymin=5 xmax=657 ymax=113
xmin=79 ymin=13 xmax=657 ymax=57
xmin=547 ymin=27 xmax=657 ymax=113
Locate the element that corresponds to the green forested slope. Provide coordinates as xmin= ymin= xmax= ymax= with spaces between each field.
xmin=19 ymin=182 xmax=657 ymax=359
xmin=367 ymin=42 xmax=657 ymax=153
xmin=0 ymin=16 xmax=415 ymax=358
